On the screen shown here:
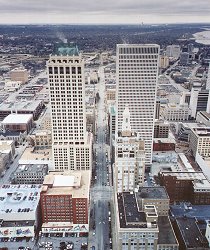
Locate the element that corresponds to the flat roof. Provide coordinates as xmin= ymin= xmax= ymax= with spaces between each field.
xmin=117 ymin=192 xmax=148 ymax=229
xmin=175 ymin=217 xmax=209 ymax=248
xmin=193 ymin=127 xmax=210 ymax=137
xmin=0 ymin=100 xmax=42 ymax=112
xmin=2 ymin=114 xmax=33 ymax=124
xmin=0 ymin=184 xmax=41 ymax=217
xmin=138 ymin=187 xmax=169 ymax=200
xmin=199 ymin=111 xmax=210 ymax=120
xmin=15 ymin=164 xmax=48 ymax=174
xmin=158 ymin=216 xmax=178 ymax=245
xmin=53 ymin=175 xmax=76 ymax=187
xmin=1 ymin=220 xmax=35 ymax=227
xmin=42 ymin=171 xmax=90 ymax=199
xmin=20 ymin=148 xmax=52 ymax=162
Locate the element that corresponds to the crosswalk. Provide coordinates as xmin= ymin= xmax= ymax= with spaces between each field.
xmin=91 ymin=186 xmax=113 ymax=201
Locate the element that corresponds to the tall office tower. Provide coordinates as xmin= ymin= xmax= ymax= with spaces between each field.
xmin=48 ymin=44 xmax=92 ymax=171
xmin=116 ymin=44 xmax=160 ymax=166
xmin=114 ymin=107 xmax=145 ymax=192
xmin=206 ymin=64 xmax=210 ymax=90
xmin=166 ymin=45 xmax=181 ymax=58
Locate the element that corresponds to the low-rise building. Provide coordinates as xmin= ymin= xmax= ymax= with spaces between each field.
xmin=40 ymin=171 xmax=90 ymax=237
xmin=4 ymin=80 xmax=21 ymax=92
xmin=2 ymin=114 xmax=33 ymax=134
xmin=153 ymin=138 xmax=176 ymax=151
xmin=162 ymin=103 xmax=190 ymax=121
xmin=0 ymin=184 xmax=42 ymax=239
xmin=154 ymin=120 xmax=169 ymax=138
xmin=13 ymin=164 xmax=48 ymax=184
xmin=0 ymin=100 xmax=44 ymax=121
xmin=159 ymin=171 xmax=210 ymax=204
xmin=137 ymin=187 xmax=170 ymax=216
xmin=0 ymin=140 xmax=15 ymax=159
xmin=115 ymin=192 xmax=178 ymax=250
xmin=173 ymin=217 xmax=209 ymax=250
xmin=189 ymin=127 xmax=210 ymax=158
xmin=10 ymin=67 xmax=28 ymax=84
xmin=0 ymin=130 xmax=26 ymax=145
xmin=29 ymin=130 xmax=52 ymax=149
xmin=196 ymin=111 xmax=210 ymax=127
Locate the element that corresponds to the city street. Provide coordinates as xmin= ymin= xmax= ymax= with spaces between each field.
xmin=88 ymin=66 xmax=113 ymax=250
xmin=0 ymin=144 xmax=27 ymax=184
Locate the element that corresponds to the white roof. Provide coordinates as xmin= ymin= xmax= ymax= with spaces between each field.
xmin=53 ymin=175 xmax=75 ymax=187
xmin=0 ymin=184 xmax=41 ymax=219
xmin=2 ymin=114 xmax=33 ymax=124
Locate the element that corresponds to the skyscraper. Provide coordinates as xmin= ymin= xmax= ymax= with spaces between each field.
xmin=48 ymin=44 xmax=92 ymax=171
xmin=114 ymin=106 xmax=145 ymax=193
xmin=116 ymin=44 xmax=160 ymax=166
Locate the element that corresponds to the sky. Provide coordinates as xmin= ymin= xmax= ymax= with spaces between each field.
xmin=0 ymin=0 xmax=209 ymax=24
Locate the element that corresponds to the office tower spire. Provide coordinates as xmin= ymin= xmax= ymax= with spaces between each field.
xmin=48 ymin=43 xmax=92 ymax=171
xmin=116 ymin=44 xmax=160 ymax=166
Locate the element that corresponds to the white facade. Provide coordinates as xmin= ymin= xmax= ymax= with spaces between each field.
xmin=189 ymin=127 xmax=210 ymax=158
xmin=162 ymin=103 xmax=190 ymax=121
xmin=159 ymin=55 xmax=169 ymax=69
xmin=116 ymin=44 xmax=159 ymax=166
xmin=115 ymin=107 xmax=145 ymax=192
xmin=48 ymin=45 xmax=92 ymax=171
xmin=166 ymin=45 xmax=181 ymax=58
xmin=206 ymin=64 xmax=210 ymax=90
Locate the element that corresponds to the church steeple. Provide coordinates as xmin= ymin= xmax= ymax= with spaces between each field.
xmin=122 ymin=105 xmax=132 ymax=137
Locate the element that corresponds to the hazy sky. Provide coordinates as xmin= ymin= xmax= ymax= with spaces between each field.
xmin=0 ymin=0 xmax=209 ymax=24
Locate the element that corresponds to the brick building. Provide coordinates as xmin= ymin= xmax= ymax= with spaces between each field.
xmin=40 ymin=171 xmax=90 ymax=237
xmin=159 ymin=171 xmax=210 ymax=204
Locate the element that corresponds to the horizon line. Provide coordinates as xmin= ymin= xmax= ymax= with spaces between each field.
xmin=0 ymin=22 xmax=209 ymax=26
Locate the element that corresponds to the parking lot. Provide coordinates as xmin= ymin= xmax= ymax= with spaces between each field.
xmin=36 ymin=235 xmax=88 ymax=250
xmin=0 ymin=235 xmax=88 ymax=250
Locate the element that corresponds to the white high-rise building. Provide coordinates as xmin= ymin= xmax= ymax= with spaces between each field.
xmin=114 ymin=106 xmax=145 ymax=193
xmin=47 ymin=44 xmax=92 ymax=171
xmin=206 ymin=64 xmax=210 ymax=91
xmin=166 ymin=45 xmax=181 ymax=58
xmin=116 ymin=44 xmax=160 ymax=166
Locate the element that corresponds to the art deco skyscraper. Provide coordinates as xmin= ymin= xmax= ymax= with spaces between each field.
xmin=114 ymin=106 xmax=145 ymax=193
xmin=116 ymin=44 xmax=160 ymax=166
xmin=48 ymin=44 xmax=92 ymax=171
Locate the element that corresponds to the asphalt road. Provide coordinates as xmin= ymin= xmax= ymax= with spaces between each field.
xmin=89 ymin=66 xmax=113 ymax=250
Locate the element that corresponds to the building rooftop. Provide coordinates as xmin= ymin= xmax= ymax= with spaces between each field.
xmin=158 ymin=216 xmax=178 ymax=245
xmin=42 ymin=171 xmax=90 ymax=199
xmin=193 ymin=127 xmax=210 ymax=137
xmin=117 ymin=192 xmax=159 ymax=229
xmin=198 ymin=111 xmax=210 ymax=121
xmin=0 ymin=130 xmax=22 ymax=137
xmin=20 ymin=147 xmax=52 ymax=163
xmin=160 ymin=171 xmax=210 ymax=190
xmin=10 ymin=68 xmax=27 ymax=73
xmin=2 ymin=114 xmax=33 ymax=124
xmin=1 ymin=220 xmax=35 ymax=228
xmin=175 ymin=217 xmax=209 ymax=248
xmin=0 ymin=184 xmax=41 ymax=218
xmin=110 ymin=106 xmax=116 ymax=115
xmin=15 ymin=164 xmax=48 ymax=174
xmin=0 ymin=100 xmax=43 ymax=112
xmin=138 ymin=187 xmax=169 ymax=200
xmin=56 ymin=43 xmax=79 ymax=56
